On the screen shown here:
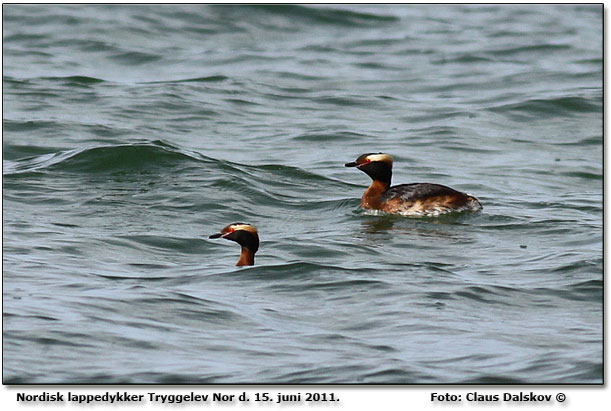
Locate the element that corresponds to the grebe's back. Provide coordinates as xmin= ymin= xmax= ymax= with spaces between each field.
xmin=380 ymin=183 xmax=482 ymax=216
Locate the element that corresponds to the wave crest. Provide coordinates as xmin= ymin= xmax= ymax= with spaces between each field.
xmin=3 ymin=140 xmax=211 ymax=175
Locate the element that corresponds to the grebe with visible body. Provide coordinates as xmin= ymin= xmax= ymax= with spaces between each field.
xmin=345 ymin=153 xmax=482 ymax=216
xmin=209 ymin=223 xmax=259 ymax=266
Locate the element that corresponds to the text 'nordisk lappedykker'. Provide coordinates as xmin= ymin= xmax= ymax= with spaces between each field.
xmin=17 ymin=392 xmax=247 ymax=404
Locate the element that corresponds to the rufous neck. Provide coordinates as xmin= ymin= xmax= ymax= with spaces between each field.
xmin=236 ymin=248 xmax=255 ymax=266
xmin=361 ymin=179 xmax=390 ymax=209
xmin=367 ymin=179 xmax=390 ymax=195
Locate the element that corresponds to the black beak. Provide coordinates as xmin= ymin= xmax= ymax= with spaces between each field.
xmin=209 ymin=233 xmax=223 ymax=239
xmin=345 ymin=161 xmax=358 ymax=167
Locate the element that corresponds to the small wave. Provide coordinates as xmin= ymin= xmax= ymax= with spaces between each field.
xmin=130 ymin=294 xmax=248 ymax=324
xmin=314 ymin=96 xmax=374 ymax=107
xmin=430 ymin=281 xmax=602 ymax=307
xmin=2 ymin=75 xmax=32 ymax=85
xmin=432 ymin=54 xmax=494 ymax=64
xmin=462 ymin=375 xmax=525 ymax=384
xmin=486 ymin=43 xmax=572 ymax=57
xmin=453 ymin=286 xmax=512 ymax=306
xmin=558 ymin=171 xmax=602 ymax=180
xmin=292 ymin=131 xmax=368 ymax=142
xmin=271 ymin=364 xmax=370 ymax=384
xmin=221 ymin=5 xmax=399 ymax=27
xmin=114 ymin=234 xmax=206 ymax=255
xmin=3 ymin=141 xmax=212 ymax=175
xmin=217 ymin=262 xmax=375 ymax=281
xmin=362 ymin=367 xmax=432 ymax=383
xmin=3 ymin=32 xmax=48 ymax=42
xmin=220 ymin=161 xmax=356 ymax=198
xmin=521 ymin=279 xmax=602 ymax=302
xmin=40 ymin=75 xmax=105 ymax=85
xmin=554 ymin=135 xmax=602 ymax=146
xmin=141 ymin=373 xmax=222 ymax=384
xmin=267 ymin=70 xmax=326 ymax=81
xmin=572 ymin=278 xmax=603 ymax=288
xmin=108 ymin=50 xmax=162 ymax=65
xmin=95 ymin=273 xmax=173 ymax=282
xmin=144 ymin=75 xmax=229 ymax=84
xmin=489 ymin=96 xmax=600 ymax=118
xmin=2 ymin=119 xmax=63 ymax=132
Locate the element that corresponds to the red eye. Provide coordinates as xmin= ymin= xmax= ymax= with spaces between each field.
xmin=360 ymin=159 xmax=371 ymax=166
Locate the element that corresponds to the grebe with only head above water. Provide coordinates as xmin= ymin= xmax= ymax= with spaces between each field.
xmin=209 ymin=223 xmax=259 ymax=266
xmin=345 ymin=153 xmax=482 ymax=216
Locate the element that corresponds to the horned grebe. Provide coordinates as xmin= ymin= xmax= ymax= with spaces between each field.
xmin=209 ymin=223 xmax=259 ymax=266
xmin=345 ymin=153 xmax=482 ymax=216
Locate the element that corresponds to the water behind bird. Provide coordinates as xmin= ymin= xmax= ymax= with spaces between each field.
xmin=2 ymin=4 xmax=602 ymax=383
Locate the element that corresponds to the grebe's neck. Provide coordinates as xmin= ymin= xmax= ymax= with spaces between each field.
xmin=361 ymin=179 xmax=390 ymax=209
xmin=236 ymin=247 xmax=255 ymax=266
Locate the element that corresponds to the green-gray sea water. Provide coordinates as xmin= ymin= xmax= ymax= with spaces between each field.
xmin=2 ymin=4 xmax=602 ymax=383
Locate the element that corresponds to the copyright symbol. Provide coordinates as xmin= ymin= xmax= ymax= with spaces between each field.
xmin=556 ymin=393 xmax=566 ymax=402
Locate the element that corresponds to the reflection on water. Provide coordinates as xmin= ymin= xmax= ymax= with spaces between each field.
xmin=358 ymin=212 xmax=472 ymax=236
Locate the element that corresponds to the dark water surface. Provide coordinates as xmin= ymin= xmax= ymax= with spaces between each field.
xmin=2 ymin=4 xmax=602 ymax=383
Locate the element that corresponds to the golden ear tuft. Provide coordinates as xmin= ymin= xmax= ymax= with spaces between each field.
xmin=365 ymin=153 xmax=393 ymax=165
xmin=227 ymin=223 xmax=258 ymax=235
